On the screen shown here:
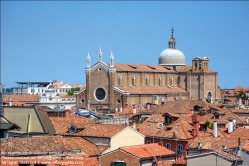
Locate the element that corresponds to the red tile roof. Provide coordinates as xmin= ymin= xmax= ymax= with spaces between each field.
xmin=3 ymin=94 xmax=39 ymax=106
xmin=114 ymin=64 xmax=176 ymax=73
xmin=49 ymin=110 xmax=95 ymax=135
xmin=178 ymin=65 xmax=215 ymax=73
xmin=189 ymin=136 xmax=249 ymax=150
xmin=0 ymin=136 xmax=100 ymax=157
xmin=219 ymin=128 xmax=249 ymax=140
xmin=1 ymin=156 xmax=98 ymax=166
xmin=120 ymin=143 xmax=175 ymax=158
xmin=146 ymin=100 xmax=209 ymax=114
xmin=233 ymin=86 xmax=248 ymax=92
xmin=241 ymin=145 xmax=249 ymax=152
xmin=67 ymin=124 xmax=127 ymax=138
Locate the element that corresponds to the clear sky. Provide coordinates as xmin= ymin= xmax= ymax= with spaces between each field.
xmin=1 ymin=1 xmax=249 ymax=89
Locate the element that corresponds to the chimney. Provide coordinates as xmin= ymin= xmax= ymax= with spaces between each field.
xmin=120 ymin=107 xmax=122 ymax=112
xmin=192 ymin=128 xmax=197 ymax=137
xmin=115 ymin=108 xmax=118 ymax=112
xmin=238 ymin=137 xmax=241 ymax=146
xmin=213 ymin=120 xmax=217 ymax=137
xmin=146 ymin=103 xmax=150 ymax=109
xmin=132 ymin=122 xmax=136 ymax=130
xmin=192 ymin=115 xmax=200 ymax=136
xmin=232 ymin=118 xmax=236 ymax=130
xmin=228 ymin=118 xmax=233 ymax=134
xmin=133 ymin=105 xmax=136 ymax=114
xmin=9 ymin=97 xmax=12 ymax=106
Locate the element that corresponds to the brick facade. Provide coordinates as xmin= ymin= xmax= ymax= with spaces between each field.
xmin=100 ymin=150 xmax=140 ymax=166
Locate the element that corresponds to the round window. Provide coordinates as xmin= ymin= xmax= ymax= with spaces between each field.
xmin=117 ymin=99 xmax=121 ymax=104
xmin=95 ymin=88 xmax=106 ymax=101
xmin=81 ymin=99 xmax=84 ymax=103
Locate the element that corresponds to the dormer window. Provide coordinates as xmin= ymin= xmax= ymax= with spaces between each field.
xmin=68 ymin=125 xmax=77 ymax=133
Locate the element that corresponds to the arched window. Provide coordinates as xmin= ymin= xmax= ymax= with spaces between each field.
xmin=177 ymin=144 xmax=183 ymax=156
xmin=206 ymin=92 xmax=212 ymax=103
xmin=132 ymin=75 xmax=135 ymax=86
xmin=146 ymin=75 xmax=149 ymax=86
xmin=170 ymin=76 xmax=173 ymax=86
xmin=166 ymin=143 xmax=171 ymax=150
xmin=158 ymin=76 xmax=161 ymax=86
xmin=118 ymin=75 xmax=122 ymax=86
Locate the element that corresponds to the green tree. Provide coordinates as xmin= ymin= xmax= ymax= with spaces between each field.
xmin=236 ymin=90 xmax=248 ymax=100
xmin=67 ymin=87 xmax=80 ymax=96
xmin=206 ymin=120 xmax=213 ymax=129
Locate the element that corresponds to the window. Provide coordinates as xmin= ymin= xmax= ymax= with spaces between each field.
xmin=147 ymin=141 xmax=151 ymax=144
xmin=145 ymin=75 xmax=149 ymax=86
xmin=170 ymin=76 xmax=173 ymax=86
xmin=177 ymin=144 xmax=183 ymax=156
xmin=31 ymin=89 xmax=35 ymax=93
xmin=95 ymin=88 xmax=106 ymax=101
xmin=199 ymin=62 xmax=202 ymax=69
xmin=166 ymin=143 xmax=171 ymax=150
xmin=81 ymin=99 xmax=85 ymax=103
xmin=158 ymin=76 xmax=161 ymax=86
xmin=118 ymin=75 xmax=122 ymax=86
xmin=117 ymin=99 xmax=121 ymax=104
xmin=132 ymin=75 xmax=135 ymax=86
xmin=110 ymin=161 xmax=126 ymax=166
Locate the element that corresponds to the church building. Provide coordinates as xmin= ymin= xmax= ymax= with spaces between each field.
xmin=76 ymin=28 xmax=222 ymax=111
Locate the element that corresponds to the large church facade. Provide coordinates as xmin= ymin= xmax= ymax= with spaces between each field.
xmin=76 ymin=29 xmax=223 ymax=111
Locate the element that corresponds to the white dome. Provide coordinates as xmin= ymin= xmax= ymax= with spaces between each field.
xmin=158 ymin=48 xmax=185 ymax=66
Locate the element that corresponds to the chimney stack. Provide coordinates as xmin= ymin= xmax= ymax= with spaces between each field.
xmin=192 ymin=115 xmax=200 ymax=136
xmin=228 ymin=118 xmax=233 ymax=134
xmin=120 ymin=107 xmax=122 ymax=112
xmin=232 ymin=118 xmax=236 ymax=130
xmin=213 ymin=120 xmax=217 ymax=137
xmin=133 ymin=105 xmax=136 ymax=114
xmin=9 ymin=97 xmax=12 ymax=106
xmin=192 ymin=128 xmax=197 ymax=137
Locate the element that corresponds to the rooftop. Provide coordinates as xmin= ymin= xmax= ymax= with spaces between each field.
xmin=120 ymin=143 xmax=175 ymax=158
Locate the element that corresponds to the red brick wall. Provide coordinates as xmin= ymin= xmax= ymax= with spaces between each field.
xmin=100 ymin=150 xmax=140 ymax=166
xmin=145 ymin=137 xmax=191 ymax=156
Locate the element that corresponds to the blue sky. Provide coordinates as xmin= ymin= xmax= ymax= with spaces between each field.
xmin=1 ymin=1 xmax=249 ymax=89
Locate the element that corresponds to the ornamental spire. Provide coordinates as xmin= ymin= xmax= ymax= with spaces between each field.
xmin=87 ymin=51 xmax=91 ymax=68
xmin=171 ymin=26 xmax=174 ymax=37
xmin=110 ymin=50 xmax=114 ymax=67
xmin=99 ymin=45 xmax=102 ymax=62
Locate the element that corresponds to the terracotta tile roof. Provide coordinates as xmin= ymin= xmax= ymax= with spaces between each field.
xmin=1 ymin=156 xmax=98 ymax=166
xmin=177 ymin=66 xmax=192 ymax=72
xmin=49 ymin=110 xmax=95 ymax=135
xmin=145 ymin=114 xmax=165 ymax=123
xmin=70 ymin=84 xmax=86 ymax=88
xmin=200 ymin=109 xmax=247 ymax=125
xmin=189 ymin=136 xmax=249 ymax=150
xmin=241 ymin=145 xmax=249 ymax=152
xmin=148 ymin=100 xmax=209 ymax=114
xmin=233 ymin=86 xmax=248 ymax=92
xmin=114 ymin=64 xmax=176 ymax=73
xmin=157 ymin=161 xmax=174 ymax=166
xmin=173 ymin=156 xmax=186 ymax=165
xmin=36 ymin=105 xmax=52 ymax=111
xmin=115 ymin=86 xmax=187 ymax=95
xmin=52 ymin=82 xmax=65 ymax=88
xmin=231 ymin=108 xmax=249 ymax=114
xmin=219 ymin=128 xmax=249 ymax=140
xmin=68 ymin=124 xmax=127 ymax=138
xmin=137 ymin=119 xmax=194 ymax=140
xmin=3 ymin=94 xmax=39 ymax=106
xmin=0 ymin=136 xmax=100 ymax=157
xmin=120 ymin=143 xmax=175 ymax=158
xmin=178 ymin=65 xmax=215 ymax=73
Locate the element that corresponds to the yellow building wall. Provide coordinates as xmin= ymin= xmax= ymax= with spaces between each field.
xmin=103 ymin=126 xmax=144 ymax=154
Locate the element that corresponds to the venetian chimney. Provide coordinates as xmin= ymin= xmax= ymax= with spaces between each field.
xmin=213 ymin=120 xmax=217 ymax=137
xmin=228 ymin=118 xmax=233 ymax=134
xmin=192 ymin=115 xmax=200 ymax=136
